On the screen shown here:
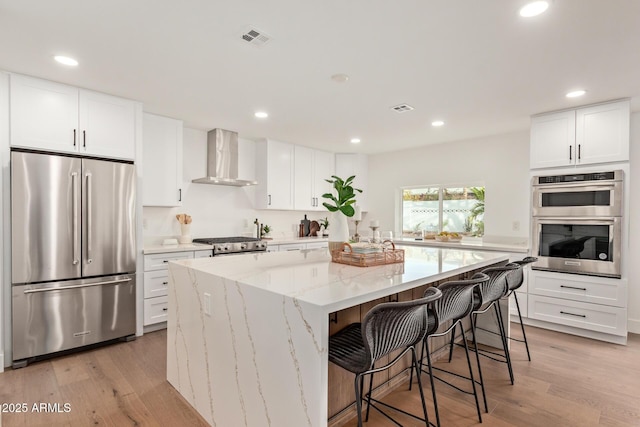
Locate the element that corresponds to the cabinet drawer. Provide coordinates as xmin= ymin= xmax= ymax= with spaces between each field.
xmin=279 ymin=243 xmax=306 ymax=251
xmin=144 ymin=270 xmax=169 ymax=298
xmin=305 ymin=241 xmax=328 ymax=250
xmin=144 ymin=296 xmax=169 ymax=325
xmin=144 ymin=252 xmax=193 ymax=271
xmin=528 ymin=294 xmax=626 ymax=336
xmin=194 ymin=250 xmax=213 ymax=258
xmin=529 ymin=271 xmax=626 ymax=308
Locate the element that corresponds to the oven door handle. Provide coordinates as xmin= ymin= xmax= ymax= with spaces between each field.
xmin=23 ymin=278 xmax=133 ymax=294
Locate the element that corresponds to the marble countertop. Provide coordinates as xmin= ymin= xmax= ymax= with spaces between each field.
xmin=264 ymin=236 xmax=329 ymax=245
xmin=143 ymin=242 xmax=213 ymax=254
xmin=173 ymin=246 xmax=509 ymax=313
xmin=395 ymin=237 xmax=529 ymax=253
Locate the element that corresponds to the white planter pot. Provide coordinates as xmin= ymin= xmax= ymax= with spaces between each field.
xmin=328 ymin=212 xmax=349 ymax=252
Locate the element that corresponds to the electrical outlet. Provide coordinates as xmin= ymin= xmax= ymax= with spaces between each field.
xmin=512 ymin=221 xmax=520 ymax=231
xmin=204 ymin=292 xmax=211 ymax=316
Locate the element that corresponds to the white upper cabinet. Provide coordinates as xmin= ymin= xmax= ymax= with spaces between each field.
xmin=10 ymin=74 xmax=79 ymax=153
xmin=294 ymin=146 xmax=335 ymax=211
xmin=142 ymin=113 xmax=183 ymax=206
xmin=78 ymin=90 xmax=136 ymax=159
xmin=10 ymin=74 xmax=136 ymax=160
xmin=335 ymin=153 xmax=369 ymax=211
xmin=255 ymin=139 xmax=294 ymax=210
xmin=575 ymin=101 xmax=630 ymax=165
xmin=530 ymin=100 xmax=629 ymax=169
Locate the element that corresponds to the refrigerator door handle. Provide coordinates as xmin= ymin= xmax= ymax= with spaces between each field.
xmin=23 ymin=277 xmax=133 ymax=294
xmin=72 ymin=172 xmax=79 ymax=265
xmin=86 ymin=172 xmax=93 ymax=264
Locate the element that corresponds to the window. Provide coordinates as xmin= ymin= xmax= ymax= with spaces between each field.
xmin=402 ymin=186 xmax=485 ymax=237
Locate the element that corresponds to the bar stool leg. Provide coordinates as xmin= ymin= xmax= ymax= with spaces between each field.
xmin=424 ymin=337 xmax=441 ymax=427
xmin=410 ymin=347 xmax=431 ymax=427
xmin=354 ymin=374 xmax=364 ymax=427
xmin=494 ymin=303 xmax=514 ymax=385
xmin=461 ymin=321 xmax=483 ymax=423
xmin=471 ymin=313 xmax=489 ymax=412
xmin=365 ymin=369 xmax=374 ymax=421
xmin=513 ymin=292 xmax=531 ymax=361
xmin=447 ymin=324 xmax=456 ymax=363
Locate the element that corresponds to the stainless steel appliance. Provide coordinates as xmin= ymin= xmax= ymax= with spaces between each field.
xmin=192 ymin=237 xmax=267 ymax=256
xmin=531 ymin=170 xmax=623 ymax=278
xmin=532 ymin=170 xmax=623 ymax=217
xmin=11 ymin=150 xmax=136 ymax=367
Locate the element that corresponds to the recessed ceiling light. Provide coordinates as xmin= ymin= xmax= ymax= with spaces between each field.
xmin=54 ymin=55 xmax=78 ymax=66
xmin=331 ymin=74 xmax=350 ymax=83
xmin=431 ymin=120 xmax=445 ymax=127
xmin=519 ymin=1 xmax=549 ymax=18
xmin=254 ymin=111 xmax=269 ymax=118
xmin=566 ymin=90 xmax=586 ymax=98
xmin=350 ymin=138 xmax=361 ymax=144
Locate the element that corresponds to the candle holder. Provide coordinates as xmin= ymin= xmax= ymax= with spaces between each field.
xmin=370 ymin=225 xmax=380 ymax=243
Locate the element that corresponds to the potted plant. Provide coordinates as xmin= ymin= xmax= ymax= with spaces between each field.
xmin=322 ymin=175 xmax=362 ymax=250
xmin=319 ymin=217 xmax=329 ymax=237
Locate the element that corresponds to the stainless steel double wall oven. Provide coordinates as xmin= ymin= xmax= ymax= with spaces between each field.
xmin=531 ymin=170 xmax=623 ymax=278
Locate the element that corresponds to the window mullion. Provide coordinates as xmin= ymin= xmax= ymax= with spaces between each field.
xmin=438 ymin=187 xmax=444 ymax=232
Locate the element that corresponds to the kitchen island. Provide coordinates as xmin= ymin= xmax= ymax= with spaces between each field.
xmin=166 ymin=246 xmax=509 ymax=427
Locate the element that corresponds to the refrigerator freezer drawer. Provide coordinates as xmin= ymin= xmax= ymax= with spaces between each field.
xmin=12 ymin=275 xmax=136 ymax=361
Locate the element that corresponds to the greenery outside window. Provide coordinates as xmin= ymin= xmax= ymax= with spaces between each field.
xmin=402 ymin=186 xmax=485 ymax=237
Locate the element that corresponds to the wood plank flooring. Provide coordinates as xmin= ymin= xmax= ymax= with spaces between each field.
xmin=1 ymin=325 xmax=639 ymax=426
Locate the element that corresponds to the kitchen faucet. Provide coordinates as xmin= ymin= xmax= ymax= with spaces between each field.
xmin=254 ymin=218 xmax=261 ymax=240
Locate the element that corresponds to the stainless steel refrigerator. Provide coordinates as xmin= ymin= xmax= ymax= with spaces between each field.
xmin=11 ymin=150 xmax=136 ymax=367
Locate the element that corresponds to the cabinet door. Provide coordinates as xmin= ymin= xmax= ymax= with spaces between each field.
xmin=313 ymin=149 xmax=335 ymax=211
xmin=576 ymin=100 xmax=630 ymax=165
xmin=265 ymin=140 xmax=294 ymax=209
xmin=79 ymin=90 xmax=136 ymax=160
xmin=10 ymin=74 xmax=79 ymax=153
xmin=294 ymin=146 xmax=315 ymax=210
xmin=142 ymin=113 xmax=183 ymax=206
xmin=530 ymin=110 xmax=576 ymax=169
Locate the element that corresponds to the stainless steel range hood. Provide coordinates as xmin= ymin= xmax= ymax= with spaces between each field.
xmin=192 ymin=129 xmax=258 ymax=186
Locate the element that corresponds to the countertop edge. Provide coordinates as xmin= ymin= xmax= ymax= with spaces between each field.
xmin=143 ymin=243 xmax=214 ymax=254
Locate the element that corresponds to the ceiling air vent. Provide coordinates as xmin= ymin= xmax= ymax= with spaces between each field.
xmin=241 ymin=27 xmax=271 ymax=47
xmin=391 ymin=104 xmax=415 ymax=113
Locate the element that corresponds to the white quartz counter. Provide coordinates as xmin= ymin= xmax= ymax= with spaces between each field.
xmin=166 ymin=247 xmax=509 ymax=427
xmin=396 ymin=237 xmax=529 ymax=253
xmin=264 ymin=235 xmax=329 ymax=245
xmin=172 ymin=246 xmax=508 ymax=313
xmin=143 ymin=242 xmax=213 ymax=254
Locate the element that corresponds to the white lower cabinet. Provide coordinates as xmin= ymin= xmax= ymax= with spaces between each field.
xmin=527 ymin=294 xmax=627 ymax=337
xmin=143 ymin=251 xmax=196 ymax=327
xmin=526 ymin=269 xmax=628 ymax=340
xmin=267 ymin=241 xmax=328 ymax=252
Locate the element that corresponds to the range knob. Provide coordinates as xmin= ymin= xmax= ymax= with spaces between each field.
xmin=215 ymin=245 xmax=225 ymax=252
xmin=240 ymin=243 xmax=247 ymax=250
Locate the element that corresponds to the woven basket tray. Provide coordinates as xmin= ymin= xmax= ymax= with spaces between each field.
xmin=331 ymin=241 xmax=404 ymax=267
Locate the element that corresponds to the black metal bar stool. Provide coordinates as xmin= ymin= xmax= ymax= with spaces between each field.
xmin=450 ymin=264 xmax=519 ymax=413
xmin=328 ymin=288 xmax=442 ymax=427
xmin=412 ymin=273 xmax=490 ymax=427
xmin=504 ymin=257 xmax=538 ymax=361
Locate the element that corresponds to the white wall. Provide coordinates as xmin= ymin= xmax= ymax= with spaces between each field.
xmin=143 ymin=128 xmax=330 ymax=242
xmin=367 ymin=131 xmax=530 ymax=242
xmin=0 ymin=71 xmax=8 ymax=371
xmin=627 ymin=112 xmax=640 ymax=333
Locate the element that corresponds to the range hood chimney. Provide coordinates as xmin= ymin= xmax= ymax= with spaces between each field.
xmin=192 ymin=129 xmax=258 ymax=186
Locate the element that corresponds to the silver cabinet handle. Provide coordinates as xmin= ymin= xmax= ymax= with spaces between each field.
xmin=71 ymin=172 xmax=79 ymax=265
xmin=73 ymin=129 xmax=77 ymax=147
xmin=560 ymin=285 xmax=587 ymax=291
xmin=83 ymin=130 xmax=87 ymax=148
xmin=86 ymin=172 xmax=93 ymax=264
xmin=268 ymin=194 xmax=271 ymax=206
xmin=24 ymin=277 xmax=132 ymax=294
xmin=560 ymin=310 xmax=586 ymax=318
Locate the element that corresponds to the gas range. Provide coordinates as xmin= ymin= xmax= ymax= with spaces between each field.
xmin=192 ymin=236 xmax=268 ymax=256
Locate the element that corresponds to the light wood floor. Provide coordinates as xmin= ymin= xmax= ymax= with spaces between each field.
xmin=1 ymin=325 xmax=639 ymax=427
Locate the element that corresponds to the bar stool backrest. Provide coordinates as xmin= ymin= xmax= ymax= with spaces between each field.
xmin=429 ymin=273 xmax=490 ymax=333
xmin=361 ymin=288 xmax=442 ymax=370
xmin=506 ymin=257 xmax=538 ymax=292
xmin=475 ymin=264 xmax=520 ymax=308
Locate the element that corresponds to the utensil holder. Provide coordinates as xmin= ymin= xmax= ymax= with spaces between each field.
xmin=179 ymin=224 xmax=192 ymax=244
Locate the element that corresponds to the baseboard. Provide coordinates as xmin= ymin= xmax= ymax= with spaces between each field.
xmin=628 ymin=318 xmax=640 ymax=334
xmin=522 ymin=317 xmax=627 ymax=345
xmin=143 ymin=322 xmax=167 ymax=334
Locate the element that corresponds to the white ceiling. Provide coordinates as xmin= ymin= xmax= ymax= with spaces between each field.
xmin=1 ymin=0 xmax=639 ymax=154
